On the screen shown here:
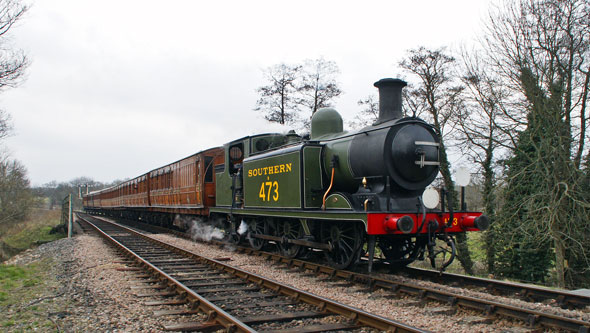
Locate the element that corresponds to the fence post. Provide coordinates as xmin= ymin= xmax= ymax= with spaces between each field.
xmin=68 ymin=194 xmax=73 ymax=238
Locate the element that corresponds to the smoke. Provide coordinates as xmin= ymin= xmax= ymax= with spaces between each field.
xmin=237 ymin=219 xmax=248 ymax=235
xmin=173 ymin=214 xmax=189 ymax=230
xmin=180 ymin=216 xmax=225 ymax=242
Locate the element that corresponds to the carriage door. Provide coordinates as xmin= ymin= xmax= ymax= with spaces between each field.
xmin=204 ymin=156 xmax=215 ymax=207
xmin=196 ymin=157 xmax=203 ymax=206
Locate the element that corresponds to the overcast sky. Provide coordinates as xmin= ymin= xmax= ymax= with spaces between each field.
xmin=2 ymin=0 xmax=493 ymax=186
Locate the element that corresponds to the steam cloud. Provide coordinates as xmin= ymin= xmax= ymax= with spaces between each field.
xmin=237 ymin=219 xmax=248 ymax=235
xmin=173 ymin=215 xmax=225 ymax=242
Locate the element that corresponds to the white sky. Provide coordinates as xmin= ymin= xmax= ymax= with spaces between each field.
xmin=2 ymin=0 xmax=492 ymax=185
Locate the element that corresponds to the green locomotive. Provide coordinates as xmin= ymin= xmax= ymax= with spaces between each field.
xmin=210 ymin=78 xmax=488 ymax=270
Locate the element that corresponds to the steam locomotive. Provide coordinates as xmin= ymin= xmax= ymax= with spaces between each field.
xmin=83 ymin=78 xmax=488 ymax=271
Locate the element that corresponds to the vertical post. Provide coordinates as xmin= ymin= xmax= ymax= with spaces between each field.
xmin=68 ymin=194 xmax=73 ymax=238
xmin=60 ymin=199 xmax=65 ymax=226
xmin=460 ymin=186 xmax=466 ymax=211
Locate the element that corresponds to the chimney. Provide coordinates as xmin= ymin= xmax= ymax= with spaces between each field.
xmin=374 ymin=78 xmax=407 ymax=124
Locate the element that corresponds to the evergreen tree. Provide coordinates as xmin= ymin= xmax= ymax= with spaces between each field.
xmin=494 ymin=69 xmax=569 ymax=283
xmin=564 ymin=154 xmax=590 ymax=288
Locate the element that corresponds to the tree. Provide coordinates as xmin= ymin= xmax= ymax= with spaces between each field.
xmin=456 ymin=50 xmax=516 ymax=273
xmin=571 ymin=155 xmax=590 ymax=287
xmin=349 ymin=95 xmax=378 ymax=129
xmin=482 ymin=0 xmax=590 ymax=288
xmin=254 ymin=63 xmax=302 ymax=125
xmin=300 ymin=58 xmax=342 ymax=116
xmin=399 ymin=47 xmax=475 ymax=274
xmin=0 ymin=0 xmax=32 ymax=228
xmin=0 ymin=0 xmax=27 ymax=144
xmin=0 ymin=0 xmax=29 ymax=92
xmin=255 ymin=58 xmax=342 ymax=129
xmin=0 ymin=109 xmax=11 ymax=142
xmin=34 ymin=177 xmax=111 ymax=210
xmin=0 ymin=158 xmax=32 ymax=226
xmin=493 ymin=69 xmax=560 ymax=283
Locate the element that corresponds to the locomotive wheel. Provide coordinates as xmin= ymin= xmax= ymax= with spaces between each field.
xmin=277 ymin=220 xmax=302 ymax=258
xmin=322 ymin=221 xmax=363 ymax=269
xmin=247 ymin=218 xmax=267 ymax=250
xmin=379 ymin=236 xmax=426 ymax=268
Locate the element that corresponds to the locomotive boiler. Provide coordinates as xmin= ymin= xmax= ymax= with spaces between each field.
xmin=84 ymin=78 xmax=488 ymax=271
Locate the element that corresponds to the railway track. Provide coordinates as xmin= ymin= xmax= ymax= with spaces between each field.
xmin=398 ymin=266 xmax=590 ymax=310
xmin=99 ymin=215 xmax=590 ymax=332
xmin=76 ymin=213 xmax=425 ymax=332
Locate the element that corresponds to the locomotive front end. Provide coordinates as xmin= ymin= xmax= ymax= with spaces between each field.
xmin=313 ymin=77 xmax=489 ymax=270
xmin=349 ymin=79 xmax=440 ymax=194
xmin=317 ymin=78 xmax=442 ymax=211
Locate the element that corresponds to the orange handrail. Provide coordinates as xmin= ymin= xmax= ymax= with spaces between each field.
xmin=322 ymin=168 xmax=335 ymax=210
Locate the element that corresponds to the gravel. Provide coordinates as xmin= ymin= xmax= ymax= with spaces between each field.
xmin=373 ymin=271 xmax=590 ymax=323
xmin=150 ymin=233 xmax=541 ymax=332
xmin=4 ymin=235 xmax=204 ymax=332
xmin=6 ymin=224 xmax=588 ymax=332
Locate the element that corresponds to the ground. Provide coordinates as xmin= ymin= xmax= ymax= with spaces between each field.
xmin=1 ymin=234 xmax=173 ymax=332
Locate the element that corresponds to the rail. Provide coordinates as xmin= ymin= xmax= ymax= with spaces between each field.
xmin=77 ymin=213 xmax=426 ymax=332
xmin=89 ymin=215 xmax=590 ymax=332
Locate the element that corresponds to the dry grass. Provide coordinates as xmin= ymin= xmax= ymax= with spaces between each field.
xmin=0 ymin=209 xmax=65 ymax=261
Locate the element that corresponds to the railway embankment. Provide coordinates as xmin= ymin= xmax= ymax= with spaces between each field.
xmin=0 ymin=209 xmax=65 ymax=262
xmin=1 ymin=235 xmax=168 ymax=331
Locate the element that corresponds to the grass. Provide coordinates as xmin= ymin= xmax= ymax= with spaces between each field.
xmin=0 ymin=262 xmax=44 ymax=306
xmin=0 ymin=209 xmax=66 ymax=330
xmin=0 ymin=209 xmax=65 ymax=260
xmin=0 ymin=258 xmax=60 ymax=331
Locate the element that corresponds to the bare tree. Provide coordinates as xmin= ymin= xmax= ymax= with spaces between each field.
xmin=0 ymin=157 xmax=32 ymax=225
xmin=456 ymin=49 xmax=516 ymax=273
xmin=0 ymin=109 xmax=11 ymax=142
xmin=255 ymin=59 xmax=342 ymax=129
xmin=254 ymin=63 xmax=302 ymax=125
xmin=0 ymin=0 xmax=28 ymax=151
xmin=349 ymin=94 xmax=378 ymax=129
xmin=300 ymin=58 xmax=342 ymax=116
xmin=0 ymin=0 xmax=28 ymax=145
xmin=0 ymin=0 xmax=29 ymax=92
xmin=399 ymin=46 xmax=475 ymax=274
xmin=482 ymin=0 xmax=589 ymax=167
xmin=0 ymin=0 xmax=32 ymax=228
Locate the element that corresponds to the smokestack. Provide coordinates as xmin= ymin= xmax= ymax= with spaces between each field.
xmin=374 ymin=78 xmax=407 ymax=124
